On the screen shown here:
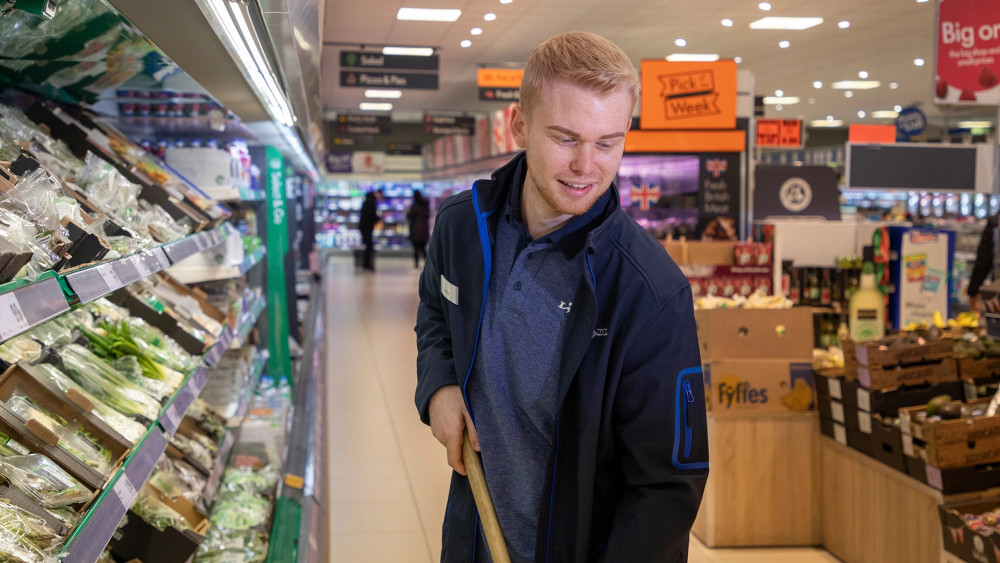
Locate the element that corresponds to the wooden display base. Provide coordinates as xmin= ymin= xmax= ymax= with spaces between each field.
xmin=692 ymin=412 xmax=822 ymax=547
xmin=820 ymin=436 xmax=1000 ymax=563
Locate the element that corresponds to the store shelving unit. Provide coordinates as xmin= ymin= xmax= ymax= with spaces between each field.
xmin=166 ymin=245 xmax=267 ymax=284
xmin=314 ymin=180 xmax=421 ymax=251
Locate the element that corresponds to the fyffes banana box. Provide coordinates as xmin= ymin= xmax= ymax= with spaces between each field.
xmin=703 ymin=359 xmax=816 ymax=413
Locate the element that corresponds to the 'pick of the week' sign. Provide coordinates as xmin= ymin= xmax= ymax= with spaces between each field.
xmin=639 ymin=60 xmax=738 ymax=130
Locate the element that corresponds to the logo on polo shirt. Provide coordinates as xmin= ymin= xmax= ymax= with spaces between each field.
xmin=559 ymin=301 xmax=572 ymax=314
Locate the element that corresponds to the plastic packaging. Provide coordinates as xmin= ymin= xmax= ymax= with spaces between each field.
xmin=56 ymin=343 xmax=160 ymax=421
xmin=0 ymin=454 xmax=91 ymax=508
xmin=131 ymin=487 xmax=191 ymax=533
xmin=0 ymin=337 xmax=42 ymax=365
xmin=5 ymin=395 xmax=111 ymax=475
xmin=0 ymin=496 xmax=62 ymax=563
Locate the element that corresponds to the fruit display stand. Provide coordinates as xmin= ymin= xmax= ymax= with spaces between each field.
xmin=692 ymin=412 xmax=821 ymax=547
xmin=820 ymin=436 xmax=999 ymax=563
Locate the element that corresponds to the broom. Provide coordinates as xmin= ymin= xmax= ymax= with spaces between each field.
xmin=463 ymin=432 xmax=511 ymax=563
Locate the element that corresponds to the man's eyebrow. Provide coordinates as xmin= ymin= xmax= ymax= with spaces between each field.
xmin=546 ymin=125 xmax=626 ymax=140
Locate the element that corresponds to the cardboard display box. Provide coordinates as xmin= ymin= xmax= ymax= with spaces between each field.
xmin=843 ymin=378 xmax=964 ymax=418
xmin=703 ymin=359 xmax=815 ymax=414
xmin=900 ymin=399 xmax=1000 ymax=468
xmin=904 ymin=453 xmax=1000 ymax=495
xmin=694 ymin=307 xmax=814 ymax=362
xmin=846 ymin=412 xmax=907 ymax=473
xmin=110 ymin=482 xmax=210 ymax=563
xmin=938 ymin=498 xmax=1000 ymax=563
xmin=693 ymin=412 xmax=820 ymax=547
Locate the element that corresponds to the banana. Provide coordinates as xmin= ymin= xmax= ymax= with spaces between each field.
xmin=933 ymin=311 xmax=946 ymax=329
xmin=780 ymin=379 xmax=813 ymax=411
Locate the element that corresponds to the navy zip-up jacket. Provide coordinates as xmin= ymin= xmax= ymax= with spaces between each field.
xmin=415 ymin=152 xmax=709 ymax=562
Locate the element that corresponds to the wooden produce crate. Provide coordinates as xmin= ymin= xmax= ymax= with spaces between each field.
xmin=857 ymin=358 xmax=958 ymax=390
xmin=854 ymin=334 xmax=954 ymax=369
xmin=899 ymin=399 xmax=1000 ymax=468
xmin=692 ymin=412 xmax=820 ymax=547
xmin=957 ymin=356 xmax=1000 ymax=381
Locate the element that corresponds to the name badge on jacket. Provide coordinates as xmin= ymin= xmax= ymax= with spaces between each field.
xmin=441 ymin=275 xmax=459 ymax=305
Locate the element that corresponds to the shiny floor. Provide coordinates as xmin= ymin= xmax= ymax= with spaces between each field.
xmin=323 ymin=255 xmax=840 ymax=562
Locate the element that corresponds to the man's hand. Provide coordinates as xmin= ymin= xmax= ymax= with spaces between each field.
xmin=970 ymin=294 xmax=982 ymax=312
xmin=428 ymin=385 xmax=479 ymax=476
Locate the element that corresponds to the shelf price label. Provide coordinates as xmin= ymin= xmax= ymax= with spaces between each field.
xmin=133 ymin=254 xmax=152 ymax=278
xmin=152 ymin=248 xmax=170 ymax=270
xmin=113 ymin=475 xmax=138 ymax=509
xmin=0 ymin=292 xmax=30 ymax=341
xmin=98 ymin=264 xmax=122 ymax=290
xmin=160 ymin=402 xmax=182 ymax=435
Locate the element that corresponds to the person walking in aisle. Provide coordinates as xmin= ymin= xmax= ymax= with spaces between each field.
xmin=415 ymin=31 xmax=708 ymax=562
xmin=408 ymin=189 xmax=431 ymax=268
xmin=358 ymin=189 xmax=380 ymax=271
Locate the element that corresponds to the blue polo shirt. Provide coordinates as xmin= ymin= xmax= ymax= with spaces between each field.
xmin=468 ymin=162 xmax=611 ymax=562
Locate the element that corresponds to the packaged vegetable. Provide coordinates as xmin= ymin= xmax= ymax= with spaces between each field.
xmin=5 ymin=395 xmax=111 ymax=475
xmin=0 ymin=454 xmax=91 ymax=508
xmin=57 ymin=344 xmax=160 ymax=421
xmin=0 ymin=496 xmax=62 ymax=563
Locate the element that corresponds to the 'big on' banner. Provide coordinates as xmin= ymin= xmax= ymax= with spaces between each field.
xmin=935 ymin=0 xmax=1000 ymax=105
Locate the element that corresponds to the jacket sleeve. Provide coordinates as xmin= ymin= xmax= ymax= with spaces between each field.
xmin=414 ymin=216 xmax=460 ymax=425
xmin=969 ymin=217 xmax=996 ymax=298
xmin=603 ymin=285 xmax=708 ymax=562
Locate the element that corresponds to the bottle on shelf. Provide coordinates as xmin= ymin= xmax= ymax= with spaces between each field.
xmin=789 ymin=265 xmax=802 ymax=305
xmin=780 ymin=260 xmax=793 ymax=299
xmin=806 ymin=267 xmax=820 ymax=306
xmin=848 ymin=246 xmax=886 ymax=342
xmin=820 ymin=268 xmax=832 ymax=307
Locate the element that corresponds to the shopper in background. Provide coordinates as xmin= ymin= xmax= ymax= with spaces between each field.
xmin=415 ymin=31 xmax=708 ymax=562
xmin=968 ymin=214 xmax=999 ymax=311
xmin=407 ymin=189 xmax=431 ymax=268
xmin=358 ymin=189 xmax=380 ymax=271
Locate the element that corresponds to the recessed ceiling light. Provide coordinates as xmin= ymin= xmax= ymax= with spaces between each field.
xmin=776 ymin=105 xmax=783 ymax=111
xmin=763 ymin=96 xmax=800 ymax=104
xmin=916 ymin=0 xmax=929 ymax=3
xmin=775 ymin=89 xmax=784 ymax=96
xmin=859 ymin=71 xmax=869 ymax=79
xmin=484 ymin=12 xmax=497 ymax=21
xmin=500 ymin=0 xmax=512 ymax=4
xmin=958 ymin=120 xmax=992 ymax=128
xmin=914 ymin=58 xmax=925 ymax=66
xmin=811 ymin=119 xmax=844 ymax=127
xmin=893 ymin=105 xmax=902 ymax=112
xmin=460 ymin=39 xmax=472 ymax=48
xmin=396 ymin=7 xmax=461 ymax=21
xmin=734 ymin=56 xmax=743 ymax=63
xmin=838 ymin=20 xmax=850 ymax=29
xmin=471 ymin=27 xmax=482 ymax=35
xmin=845 ymin=91 xmax=854 ymax=98
xmin=666 ymin=53 xmax=720 ymax=62
xmin=890 ymin=82 xmax=899 ymax=89
xmin=827 ymin=115 xmax=834 ymax=120
xmin=383 ymin=46 xmax=434 ymax=56
xmin=813 ymin=81 xmax=823 ymax=88
xmin=365 ymin=89 xmax=402 ymax=99
xmin=872 ymin=110 xmax=899 ymax=118
xmin=832 ymin=80 xmax=881 ymax=89
xmin=360 ymin=102 xmax=392 ymax=111
xmin=858 ymin=110 xmax=866 ymax=118
xmin=721 ymin=18 xmax=734 ymax=27
xmin=779 ymin=40 xmax=790 ymax=48
xmin=759 ymin=2 xmax=772 ymax=10
xmin=675 ymin=38 xmax=687 ymax=47
xmin=808 ymin=98 xmax=816 ymax=104
xmin=749 ymin=17 xmax=823 ymax=30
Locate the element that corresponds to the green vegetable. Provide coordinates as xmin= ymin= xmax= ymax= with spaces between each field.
xmin=0 ymin=454 xmax=91 ymax=508
xmin=81 ymin=321 xmax=169 ymax=381
xmin=57 ymin=344 xmax=160 ymax=420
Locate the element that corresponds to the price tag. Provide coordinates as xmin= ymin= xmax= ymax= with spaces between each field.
xmin=833 ymin=423 xmax=847 ymax=446
xmin=965 ymin=380 xmax=977 ymax=403
xmin=114 ymin=475 xmax=139 ymax=508
xmin=196 ymin=235 xmax=210 ymax=251
xmin=827 ymin=378 xmax=842 ymax=400
xmin=899 ymin=412 xmax=911 ymax=435
xmin=858 ymin=412 xmax=872 ymax=434
xmin=133 ymin=255 xmax=152 ymax=278
xmin=830 ymin=401 xmax=845 ymax=423
xmin=902 ymin=433 xmax=914 ymax=457
xmin=153 ymin=249 xmax=171 ymax=270
xmin=925 ymin=465 xmax=943 ymax=490
xmin=856 ymin=388 xmax=871 ymax=413
xmin=161 ymin=403 xmax=181 ymax=434
xmin=0 ymin=292 xmax=30 ymax=341
xmin=98 ymin=264 xmax=122 ymax=290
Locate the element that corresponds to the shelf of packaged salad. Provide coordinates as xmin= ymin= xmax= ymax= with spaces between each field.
xmin=56 ymin=315 xmax=237 ymax=562
xmin=230 ymin=299 xmax=267 ymax=351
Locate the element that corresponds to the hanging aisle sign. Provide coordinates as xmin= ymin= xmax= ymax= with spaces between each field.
xmin=640 ymin=60 xmax=738 ymax=130
xmin=340 ymin=51 xmax=439 ymax=71
xmin=478 ymin=68 xmax=523 ymax=101
xmin=339 ymin=71 xmax=439 ymax=90
xmin=424 ymin=114 xmax=476 ymax=135
xmin=934 ymin=0 xmax=1000 ymax=105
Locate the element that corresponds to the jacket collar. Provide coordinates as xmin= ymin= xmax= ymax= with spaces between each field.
xmin=479 ymin=151 xmax=625 ymax=259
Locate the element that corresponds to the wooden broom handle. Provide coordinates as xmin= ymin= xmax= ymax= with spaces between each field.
xmin=463 ymin=432 xmax=511 ymax=563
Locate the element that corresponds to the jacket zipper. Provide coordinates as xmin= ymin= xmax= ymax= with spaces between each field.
xmin=683 ymin=379 xmax=695 ymax=459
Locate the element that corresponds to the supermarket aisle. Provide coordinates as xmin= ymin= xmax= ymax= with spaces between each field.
xmin=323 ymin=255 xmax=839 ymax=562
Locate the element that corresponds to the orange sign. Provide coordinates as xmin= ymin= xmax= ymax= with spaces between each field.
xmin=640 ymin=60 xmax=738 ymax=130
xmin=477 ymin=68 xmax=524 ymax=88
xmin=848 ymin=124 xmax=896 ymax=144
xmin=757 ymin=119 xmax=802 ymax=148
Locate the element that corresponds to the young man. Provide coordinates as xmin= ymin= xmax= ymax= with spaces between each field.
xmin=415 ymin=32 xmax=708 ymax=562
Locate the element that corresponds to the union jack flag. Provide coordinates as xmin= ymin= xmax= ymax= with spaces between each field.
xmin=706 ymin=158 xmax=728 ymax=178
xmin=630 ymin=184 xmax=661 ymax=211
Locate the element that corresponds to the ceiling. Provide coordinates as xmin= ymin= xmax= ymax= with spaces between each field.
xmin=321 ymin=0 xmax=997 ymax=130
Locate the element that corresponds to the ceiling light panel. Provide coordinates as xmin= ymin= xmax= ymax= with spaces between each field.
xmin=811 ymin=119 xmax=845 ymax=127
xmin=763 ymin=96 xmax=800 ymax=104
xmin=365 ymin=89 xmax=402 ymax=98
xmin=958 ymin=120 xmax=992 ymax=128
xmin=360 ymin=102 xmax=393 ymax=111
xmin=832 ymin=80 xmax=881 ymax=89
xmin=383 ymin=46 xmax=434 ymax=56
xmin=749 ymin=17 xmax=824 ymax=30
xmin=872 ymin=110 xmax=899 ymax=118
xmin=666 ymin=53 xmax=719 ymax=61
xmin=778 ymin=40 xmax=790 ymax=48
xmin=397 ymin=8 xmax=461 ymax=21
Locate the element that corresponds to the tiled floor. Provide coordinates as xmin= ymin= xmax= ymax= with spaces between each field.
xmin=323 ymin=256 xmax=840 ymax=562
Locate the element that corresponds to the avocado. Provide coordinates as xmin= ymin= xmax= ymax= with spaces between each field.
xmin=968 ymin=346 xmax=984 ymax=359
xmin=987 ymin=346 xmax=1000 ymax=358
xmin=927 ymin=395 xmax=953 ymax=416
xmin=939 ymin=402 xmax=963 ymax=420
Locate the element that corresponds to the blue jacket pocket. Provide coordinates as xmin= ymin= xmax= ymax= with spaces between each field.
xmin=673 ymin=366 xmax=709 ymax=470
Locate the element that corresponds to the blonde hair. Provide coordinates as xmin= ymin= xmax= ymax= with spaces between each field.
xmin=519 ymin=31 xmax=640 ymax=116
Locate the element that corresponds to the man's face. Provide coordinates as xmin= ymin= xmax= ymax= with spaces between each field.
xmin=512 ymin=79 xmax=633 ymax=221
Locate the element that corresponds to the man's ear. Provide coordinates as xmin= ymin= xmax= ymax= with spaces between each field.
xmin=511 ymin=103 xmax=528 ymax=149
